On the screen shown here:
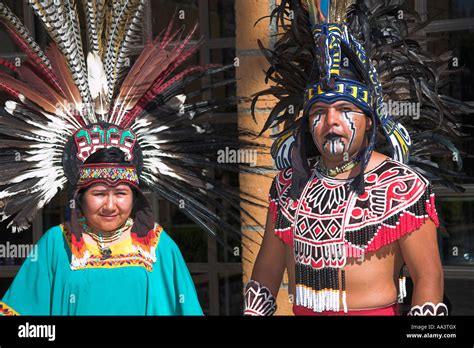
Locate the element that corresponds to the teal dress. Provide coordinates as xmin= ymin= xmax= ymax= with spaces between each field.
xmin=0 ymin=223 xmax=203 ymax=315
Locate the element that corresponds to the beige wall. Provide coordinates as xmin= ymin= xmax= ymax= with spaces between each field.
xmin=236 ymin=0 xmax=293 ymax=316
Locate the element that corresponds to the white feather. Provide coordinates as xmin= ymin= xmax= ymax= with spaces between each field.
xmin=5 ymin=100 xmax=17 ymax=114
xmin=165 ymin=94 xmax=186 ymax=110
xmin=87 ymin=52 xmax=109 ymax=100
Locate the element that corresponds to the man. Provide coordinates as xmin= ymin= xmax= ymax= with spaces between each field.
xmin=245 ymin=99 xmax=444 ymax=316
xmin=244 ymin=0 xmax=452 ymax=316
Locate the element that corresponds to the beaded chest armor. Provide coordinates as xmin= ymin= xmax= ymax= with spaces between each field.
xmin=269 ymin=159 xmax=439 ymax=313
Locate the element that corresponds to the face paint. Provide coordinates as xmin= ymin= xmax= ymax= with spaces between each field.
xmin=309 ymin=102 xmax=368 ymax=161
xmin=322 ymin=134 xmax=345 ymax=155
xmin=311 ymin=113 xmax=323 ymax=132
xmin=341 ymin=111 xmax=358 ymax=152
xmin=310 ymin=112 xmax=324 ymax=152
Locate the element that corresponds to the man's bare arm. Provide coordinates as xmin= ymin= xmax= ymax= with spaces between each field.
xmin=249 ymin=207 xmax=287 ymax=298
xmin=398 ymin=219 xmax=444 ymax=307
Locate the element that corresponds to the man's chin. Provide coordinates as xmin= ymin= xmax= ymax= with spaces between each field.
xmin=320 ymin=152 xmax=346 ymax=161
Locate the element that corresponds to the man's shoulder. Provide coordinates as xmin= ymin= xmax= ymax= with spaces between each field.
xmin=272 ymin=156 xmax=319 ymax=184
xmin=372 ymin=158 xmax=431 ymax=185
xmin=274 ymin=166 xmax=294 ymax=182
xmin=269 ymin=167 xmax=295 ymax=204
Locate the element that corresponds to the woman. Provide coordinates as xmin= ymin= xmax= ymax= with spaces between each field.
xmin=0 ymin=147 xmax=203 ymax=315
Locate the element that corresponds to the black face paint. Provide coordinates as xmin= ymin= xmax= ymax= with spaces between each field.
xmin=322 ymin=133 xmax=345 ymax=155
xmin=310 ymin=107 xmax=365 ymax=157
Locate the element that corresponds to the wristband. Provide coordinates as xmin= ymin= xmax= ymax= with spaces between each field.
xmin=407 ymin=302 xmax=448 ymax=316
xmin=243 ymin=280 xmax=277 ymax=316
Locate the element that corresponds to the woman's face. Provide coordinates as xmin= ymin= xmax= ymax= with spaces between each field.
xmin=81 ymin=183 xmax=134 ymax=232
xmin=308 ymin=100 xmax=371 ymax=161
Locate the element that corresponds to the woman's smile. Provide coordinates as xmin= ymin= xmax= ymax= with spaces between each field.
xmin=99 ymin=214 xmax=119 ymax=221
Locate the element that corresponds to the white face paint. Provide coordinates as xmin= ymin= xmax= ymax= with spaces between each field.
xmin=322 ymin=134 xmax=345 ymax=155
xmin=309 ymin=102 xmax=367 ymax=160
xmin=341 ymin=111 xmax=358 ymax=152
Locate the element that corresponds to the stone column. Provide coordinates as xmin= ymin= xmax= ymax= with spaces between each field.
xmin=235 ymin=0 xmax=293 ymax=315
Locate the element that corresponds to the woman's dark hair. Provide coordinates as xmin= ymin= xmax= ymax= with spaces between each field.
xmin=84 ymin=146 xmax=130 ymax=165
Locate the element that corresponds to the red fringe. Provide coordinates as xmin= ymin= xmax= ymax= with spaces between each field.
xmin=269 ymin=200 xmax=278 ymax=224
xmin=269 ymin=188 xmax=440 ymax=253
xmin=131 ymin=224 xmax=163 ymax=252
xmin=426 ymin=194 xmax=440 ymax=226
xmin=270 ymin=199 xmax=294 ymax=246
xmin=275 ymin=227 xmax=294 ymax=247
xmin=365 ymin=199 xmax=439 ymax=253
xmin=70 ymin=231 xmax=87 ymax=259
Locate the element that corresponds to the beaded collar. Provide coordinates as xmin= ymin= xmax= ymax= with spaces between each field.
xmin=61 ymin=222 xmax=162 ymax=272
xmin=316 ymin=156 xmax=360 ymax=177
xmin=81 ymin=218 xmax=134 ymax=260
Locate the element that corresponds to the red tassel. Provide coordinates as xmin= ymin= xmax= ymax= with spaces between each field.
xmin=366 ymin=212 xmax=432 ymax=253
xmin=269 ymin=200 xmax=278 ymax=224
xmin=275 ymin=227 xmax=293 ymax=247
xmin=269 ymin=199 xmax=293 ymax=246
xmin=427 ymin=194 xmax=440 ymax=226
xmin=131 ymin=224 xmax=162 ymax=251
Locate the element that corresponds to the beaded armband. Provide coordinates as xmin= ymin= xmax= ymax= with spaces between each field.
xmin=407 ymin=302 xmax=448 ymax=316
xmin=243 ymin=280 xmax=277 ymax=316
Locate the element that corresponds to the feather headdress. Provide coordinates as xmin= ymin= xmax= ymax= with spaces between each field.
xmin=0 ymin=0 xmax=268 ymax=246
xmin=253 ymin=0 xmax=474 ymax=193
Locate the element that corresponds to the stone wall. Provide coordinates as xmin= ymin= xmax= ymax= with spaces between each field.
xmin=235 ymin=0 xmax=293 ymax=316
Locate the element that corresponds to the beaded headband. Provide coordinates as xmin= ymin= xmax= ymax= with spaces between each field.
xmin=305 ymin=79 xmax=374 ymax=116
xmin=77 ymin=163 xmax=139 ymax=189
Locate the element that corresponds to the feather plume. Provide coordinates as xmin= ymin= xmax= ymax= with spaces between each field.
xmin=0 ymin=0 xmax=270 ymax=249
xmin=113 ymin=22 xmax=201 ymax=126
xmin=28 ymin=0 xmax=93 ymax=120
xmin=253 ymin=0 xmax=474 ymax=188
xmin=105 ymin=0 xmax=145 ymax=100
xmin=81 ymin=0 xmax=106 ymax=56
xmin=87 ymin=51 xmax=109 ymax=116
xmin=0 ymin=2 xmax=63 ymax=94
xmin=0 ymin=72 xmax=60 ymax=114
xmin=45 ymin=44 xmax=85 ymax=122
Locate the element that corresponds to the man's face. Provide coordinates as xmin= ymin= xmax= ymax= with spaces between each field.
xmin=308 ymin=100 xmax=371 ymax=161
